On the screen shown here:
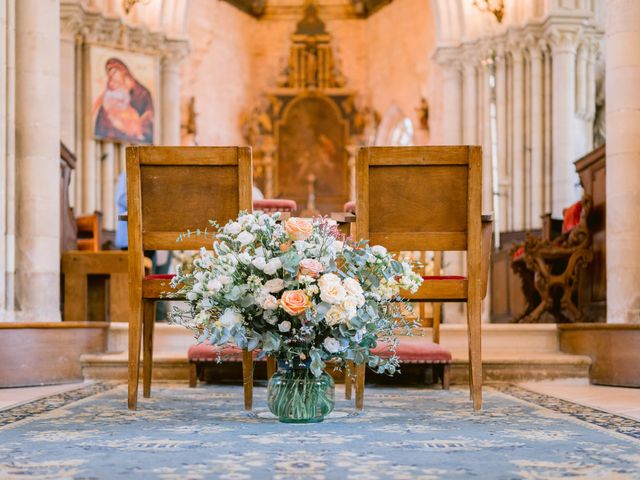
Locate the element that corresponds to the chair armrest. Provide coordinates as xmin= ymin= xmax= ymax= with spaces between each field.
xmin=481 ymin=213 xmax=493 ymax=299
xmin=330 ymin=212 xmax=356 ymax=223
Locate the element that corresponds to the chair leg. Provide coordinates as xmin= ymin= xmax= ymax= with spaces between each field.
xmin=242 ymin=349 xmax=253 ymax=411
xmin=128 ymin=293 xmax=143 ymax=410
xmin=442 ymin=364 xmax=451 ymax=390
xmin=355 ymin=363 xmax=366 ymax=411
xmin=142 ymin=299 xmax=156 ymax=398
xmin=267 ymin=356 xmax=277 ymax=380
xmin=467 ymin=297 xmax=483 ymax=410
xmin=345 ymin=361 xmax=353 ymax=400
xmin=189 ymin=362 xmax=197 ymax=388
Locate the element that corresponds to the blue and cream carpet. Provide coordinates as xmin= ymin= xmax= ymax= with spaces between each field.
xmin=1 ymin=383 xmax=639 ymax=479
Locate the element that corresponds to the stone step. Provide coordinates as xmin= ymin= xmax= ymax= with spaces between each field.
xmin=81 ymin=351 xmax=590 ymax=384
xmin=106 ymin=322 xmax=562 ymax=356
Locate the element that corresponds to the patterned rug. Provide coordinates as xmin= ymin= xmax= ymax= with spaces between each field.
xmin=1 ymin=383 xmax=639 ymax=479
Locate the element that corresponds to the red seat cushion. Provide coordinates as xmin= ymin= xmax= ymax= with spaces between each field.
xmin=188 ymin=342 xmax=264 ymax=362
xmin=512 ymin=246 xmax=525 ymax=261
xmin=422 ymin=275 xmax=466 ymax=280
xmin=562 ymin=201 xmax=582 ymax=234
xmin=144 ymin=273 xmax=175 ymax=281
xmin=343 ymin=201 xmax=356 ymax=214
xmin=253 ymin=199 xmax=297 ymax=212
xmin=371 ymin=337 xmax=452 ymax=363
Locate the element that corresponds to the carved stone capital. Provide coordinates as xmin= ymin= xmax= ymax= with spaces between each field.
xmin=162 ymin=39 xmax=190 ymax=68
xmin=547 ymin=27 xmax=581 ymax=54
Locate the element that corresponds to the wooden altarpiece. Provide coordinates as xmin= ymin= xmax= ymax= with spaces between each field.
xmin=242 ymin=4 xmax=377 ymax=215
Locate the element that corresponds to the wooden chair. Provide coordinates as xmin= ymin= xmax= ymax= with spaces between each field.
xmin=351 ymin=146 xmax=492 ymax=411
xmin=76 ymin=212 xmax=102 ymax=251
xmin=510 ymin=195 xmax=593 ymax=323
xmin=126 ymin=146 xmax=253 ymax=410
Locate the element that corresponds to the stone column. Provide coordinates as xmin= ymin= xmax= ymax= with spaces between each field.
xmin=462 ymin=61 xmax=478 ymax=145
xmin=549 ymin=29 xmax=580 ymax=218
xmin=437 ymin=52 xmax=464 ymax=322
xmin=606 ymin=0 xmax=640 ymax=323
xmin=495 ymin=49 xmax=509 ymax=231
xmin=14 ymin=0 xmax=61 ymax=320
xmin=529 ymin=40 xmax=545 ymax=228
xmin=439 ymin=55 xmax=462 ymax=144
xmin=510 ymin=48 xmax=525 ymax=229
xmin=161 ymin=40 xmax=188 ymax=146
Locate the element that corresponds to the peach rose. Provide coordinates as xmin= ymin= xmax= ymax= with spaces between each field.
xmin=299 ymin=258 xmax=324 ymax=278
xmin=280 ymin=290 xmax=310 ymax=316
xmin=280 ymin=241 xmax=292 ymax=253
xmin=285 ymin=217 xmax=313 ymax=241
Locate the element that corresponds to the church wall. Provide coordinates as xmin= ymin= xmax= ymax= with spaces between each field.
xmin=181 ymin=0 xmax=256 ymax=145
xmin=365 ymin=0 xmax=437 ymax=146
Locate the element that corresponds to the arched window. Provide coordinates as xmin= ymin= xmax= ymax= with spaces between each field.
xmin=389 ymin=117 xmax=414 ymax=146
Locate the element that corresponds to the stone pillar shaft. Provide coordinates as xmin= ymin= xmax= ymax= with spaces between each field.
xmin=551 ymin=39 xmax=579 ymax=218
xmin=14 ymin=0 xmax=61 ymax=319
xmin=529 ymin=46 xmax=544 ymax=228
xmin=161 ymin=57 xmax=181 ymax=145
xmin=511 ymin=51 xmax=525 ymax=229
xmin=606 ymin=0 xmax=640 ymax=323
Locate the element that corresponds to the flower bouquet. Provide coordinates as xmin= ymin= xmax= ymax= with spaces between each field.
xmin=170 ymin=212 xmax=422 ymax=422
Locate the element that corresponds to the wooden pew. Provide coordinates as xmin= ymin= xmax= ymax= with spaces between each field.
xmin=62 ymin=251 xmax=129 ymax=323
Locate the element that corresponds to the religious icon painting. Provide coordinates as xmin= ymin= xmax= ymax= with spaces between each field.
xmin=89 ymin=46 xmax=158 ymax=145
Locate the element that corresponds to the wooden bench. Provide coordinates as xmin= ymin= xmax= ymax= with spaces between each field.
xmin=61 ymin=251 xmax=129 ymax=323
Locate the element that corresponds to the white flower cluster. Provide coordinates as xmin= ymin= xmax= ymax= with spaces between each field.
xmin=169 ymin=212 xmax=423 ymax=378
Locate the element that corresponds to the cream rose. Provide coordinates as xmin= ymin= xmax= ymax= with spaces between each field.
xmin=285 ymin=217 xmax=313 ymax=241
xmin=263 ymin=278 xmax=285 ymax=293
xmin=318 ymin=273 xmax=340 ymax=290
xmin=343 ymin=277 xmax=363 ymax=296
xmin=324 ymin=305 xmax=345 ymax=326
xmin=320 ymin=281 xmax=346 ymax=305
xmin=299 ymin=258 xmax=324 ymax=279
xmin=280 ymin=290 xmax=310 ymax=316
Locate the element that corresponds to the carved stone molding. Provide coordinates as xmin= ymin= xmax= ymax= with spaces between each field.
xmin=60 ymin=0 xmax=189 ymax=55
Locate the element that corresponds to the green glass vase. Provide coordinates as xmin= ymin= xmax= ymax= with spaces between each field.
xmin=267 ymin=359 xmax=335 ymax=423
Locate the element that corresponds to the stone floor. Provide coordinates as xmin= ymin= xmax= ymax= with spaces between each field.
xmin=1 ymin=378 xmax=639 ymax=420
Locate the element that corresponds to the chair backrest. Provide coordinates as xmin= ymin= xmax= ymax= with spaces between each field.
xmin=76 ymin=212 xmax=102 ymax=251
xmin=356 ymin=146 xmax=482 ymax=255
xmin=126 ymin=146 xmax=252 ymax=253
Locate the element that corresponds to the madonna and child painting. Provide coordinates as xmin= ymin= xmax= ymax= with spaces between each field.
xmin=91 ymin=47 xmax=156 ymax=145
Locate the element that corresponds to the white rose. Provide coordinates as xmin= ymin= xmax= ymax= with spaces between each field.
xmin=219 ymin=275 xmax=233 ymax=285
xmin=318 ymin=273 xmax=340 ymax=290
xmin=237 ymin=231 xmax=255 ymax=247
xmin=261 ymin=294 xmax=278 ymax=310
xmin=265 ymin=312 xmax=278 ymax=325
xmin=343 ymin=277 xmax=363 ymax=296
xmin=207 ymin=279 xmax=222 ymax=293
xmin=219 ymin=308 xmax=244 ymax=328
xmin=238 ymin=214 xmax=254 ymax=226
xmin=325 ymin=306 xmax=345 ymax=326
xmin=224 ymin=222 xmax=242 ymax=235
xmin=254 ymin=247 xmax=266 ymax=257
xmin=371 ymin=245 xmax=388 ymax=256
xmin=320 ymin=282 xmax=346 ymax=305
xmin=238 ymin=252 xmax=251 ymax=264
xmin=332 ymin=240 xmax=344 ymax=253
xmin=278 ymin=321 xmax=291 ymax=333
xmin=342 ymin=296 xmax=359 ymax=317
xmin=264 ymin=258 xmax=282 ymax=275
xmin=252 ymin=257 xmax=267 ymax=270
xmin=323 ymin=337 xmax=342 ymax=353
xmin=186 ymin=292 xmax=198 ymax=301
xmin=263 ymin=278 xmax=285 ymax=293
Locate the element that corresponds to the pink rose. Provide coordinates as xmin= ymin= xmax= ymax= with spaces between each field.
xmin=280 ymin=290 xmax=310 ymax=316
xmin=299 ymin=258 xmax=324 ymax=279
xmin=285 ymin=217 xmax=313 ymax=241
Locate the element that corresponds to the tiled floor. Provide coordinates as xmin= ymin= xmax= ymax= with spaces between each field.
xmin=519 ymin=378 xmax=640 ymax=420
xmin=0 ymin=382 xmax=90 ymax=411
